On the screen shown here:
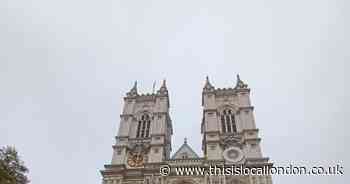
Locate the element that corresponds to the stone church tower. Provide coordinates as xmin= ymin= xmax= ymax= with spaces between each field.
xmin=101 ymin=76 xmax=273 ymax=184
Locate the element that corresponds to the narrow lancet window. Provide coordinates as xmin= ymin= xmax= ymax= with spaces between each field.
xmin=221 ymin=116 xmax=226 ymax=133
xmin=136 ymin=114 xmax=151 ymax=138
xmin=221 ymin=109 xmax=237 ymax=133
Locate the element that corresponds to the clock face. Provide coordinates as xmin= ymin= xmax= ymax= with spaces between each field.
xmin=223 ymin=147 xmax=244 ymax=163
xmin=127 ymin=152 xmax=144 ymax=167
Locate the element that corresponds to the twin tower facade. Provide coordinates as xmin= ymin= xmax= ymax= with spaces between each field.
xmin=101 ymin=76 xmax=273 ymax=184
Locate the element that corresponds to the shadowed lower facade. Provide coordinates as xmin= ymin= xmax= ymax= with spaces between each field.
xmin=100 ymin=76 xmax=273 ymax=184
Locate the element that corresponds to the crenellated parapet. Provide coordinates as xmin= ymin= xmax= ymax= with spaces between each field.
xmin=102 ymin=76 xmax=273 ymax=184
xmin=202 ymin=75 xmax=251 ymax=108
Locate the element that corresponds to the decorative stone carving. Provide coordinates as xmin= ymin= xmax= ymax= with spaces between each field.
xmin=220 ymin=135 xmax=243 ymax=149
xmin=157 ymin=79 xmax=168 ymax=95
xmin=203 ymin=76 xmax=215 ymax=92
xmin=126 ymin=143 xmax=151 ymax=167
xmin=223 ymin=147 xmax=244 ymax=163
xmin=101 ymin=78 xmax=273 ymax=184
xmin=234 ymin=75 xmax=248 ymax=89
xmin=127 ymin=81 xmax=138 ymax=97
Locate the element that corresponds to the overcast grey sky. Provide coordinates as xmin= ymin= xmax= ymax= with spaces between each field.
xmin=0 ymin=0 xmax=348 ymax=184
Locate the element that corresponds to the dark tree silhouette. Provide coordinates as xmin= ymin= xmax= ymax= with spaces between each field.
xmin=0 ymin=146 xmax=29 ymax=184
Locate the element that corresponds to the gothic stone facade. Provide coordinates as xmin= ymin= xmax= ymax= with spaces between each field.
xmin=100 ymin=76 xmax=273 ymax=184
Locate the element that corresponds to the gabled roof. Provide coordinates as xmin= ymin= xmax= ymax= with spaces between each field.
xmin=171 ymin=138 xmax=199 ymax=159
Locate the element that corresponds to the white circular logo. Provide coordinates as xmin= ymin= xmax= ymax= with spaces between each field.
xmin=223 ymin=147 xmax=244 ymax=163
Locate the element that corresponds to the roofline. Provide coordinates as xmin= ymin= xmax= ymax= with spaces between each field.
xmin=171 ymin=142 xmax=200 ymax=159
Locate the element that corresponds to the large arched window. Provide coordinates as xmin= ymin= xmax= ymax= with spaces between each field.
xmin=221 ymin=109 xmax=237 ymax=133
xmin=136 ymin=114 xmax=151 ymax=138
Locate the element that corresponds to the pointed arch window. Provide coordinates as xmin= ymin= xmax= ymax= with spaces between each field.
xmin=136 ymin=114 xmax=151 ymax=138
xmin=221 ymin=109 xmax=237 ymax=133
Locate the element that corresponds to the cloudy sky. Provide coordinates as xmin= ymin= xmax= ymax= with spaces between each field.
xmin=0 ymin=0 xmax=348 ymax=184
